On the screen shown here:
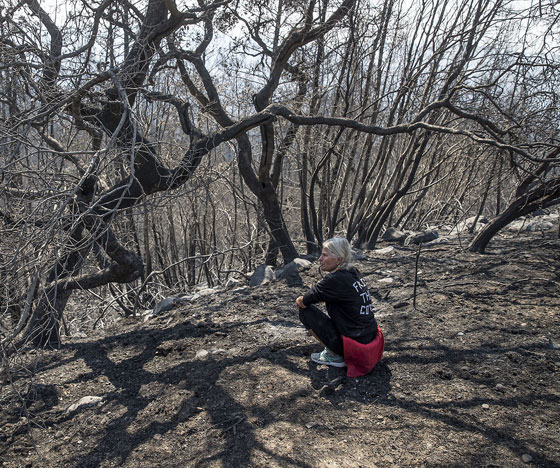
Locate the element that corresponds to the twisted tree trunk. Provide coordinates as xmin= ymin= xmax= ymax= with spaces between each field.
xmin=469 ymin=177 xmax=560 ymax=253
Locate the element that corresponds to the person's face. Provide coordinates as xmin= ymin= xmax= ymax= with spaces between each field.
xmin=319 ymin=247 xmax=341 ymax=272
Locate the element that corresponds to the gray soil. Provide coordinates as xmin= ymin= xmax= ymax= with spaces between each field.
xmin=1 ymin=232 xmax=559 ymax=468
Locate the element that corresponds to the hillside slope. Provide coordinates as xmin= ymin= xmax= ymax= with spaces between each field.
xmin=2 ymin=232 xmax=560 ymax=468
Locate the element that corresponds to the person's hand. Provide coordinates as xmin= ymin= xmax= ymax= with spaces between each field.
xmin=296 ymin=296 xmax=305 ymax=308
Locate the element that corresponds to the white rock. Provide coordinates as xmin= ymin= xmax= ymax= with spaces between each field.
xmin=191 ymin=288 xmax=215 ymax=300
xmin=426 ymin=237 xmax=450 ymax=246
xmin=65 ymin=396 xmax=103 ymax=414
xmin=521 ymin=454 xmax=533 ymax=463
xmin=292 ymin=257 xmax=312 ymax=269
xmin=372 ymin=246 xmax=395 ymax=255
xmin=195 ymin=349 xmax=209 ymax=359
xmin=378 ymin=278 xmax=394 ymax=284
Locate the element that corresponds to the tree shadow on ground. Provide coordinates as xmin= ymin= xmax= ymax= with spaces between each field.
xmin=38 ymin=320 xmax=341 ymax=467
xmin=6 ymin=300 xmax=558 ymax=468
xmin=382 ymin=330 xmax=560 ymax=468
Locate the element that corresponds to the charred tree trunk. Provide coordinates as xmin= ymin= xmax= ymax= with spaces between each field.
xmin=469 ymin=177 xmax=560 ymax=253
xmin=24 ymin=226 xmax=90 ymax=347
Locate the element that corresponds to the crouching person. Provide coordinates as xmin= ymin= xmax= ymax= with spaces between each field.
xmin=296 ymin=237 xmax=384 ymax=378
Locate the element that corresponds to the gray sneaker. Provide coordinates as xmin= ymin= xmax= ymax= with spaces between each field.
xmin=311 ymin=348 xmax=346 ymax=367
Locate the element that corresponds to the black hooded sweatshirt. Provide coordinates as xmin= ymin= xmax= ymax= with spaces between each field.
xmin=302 ymin=267 xmax=378 ymax=341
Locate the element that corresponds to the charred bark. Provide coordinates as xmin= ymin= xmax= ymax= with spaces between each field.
xmin=469 ymin=177 xmax=560 ymax=253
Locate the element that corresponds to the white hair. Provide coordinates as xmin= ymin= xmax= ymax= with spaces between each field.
xmin=323 ymin=237 xmax=353 ymax=269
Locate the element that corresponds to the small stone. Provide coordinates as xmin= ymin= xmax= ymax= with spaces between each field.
xmin=378 ymin=277 xmax=394 ymax=284
xmin=65 ymin=396 xmax=103 ymax=414
xmin=481 ymin=403 xmax=490 ymax=409
xmin=373 ymin=246 xmax=395 ymax=255
xmin=382 ymin=227 xmax=407 ymax=242
xmin=353 ymin=250 xmax=368 ymax=260
xmin=404 ymin=229 xmax=438 ymax=245
xmin=195 ymin=349 xmax=209 ymax=359
xmin=153 ymin=434 xmax=162 ymax=440
xmin=305 ymin=422 xmax=317 ymax=429
xmin=153 ymin=297 xmax=177 ymax=316
xmin=521 ymin=454 xmax=533 ymax=463
xmin=495 ymin=383 xmax=505 ymax=392
xmin=457 ymin=332 xmax=464 ymax=336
